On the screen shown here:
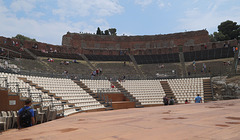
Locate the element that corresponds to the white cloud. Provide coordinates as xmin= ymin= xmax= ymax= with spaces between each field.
xmin=0 ymin=0 xmax=8 ymax=14
xmin=193 ymin=0 xmax=199 ymax=3
xmin=0 ymin=13 xmax=99 ymax=45
xmin=29 ymin=12 xmax=45 ymax=18
xmin=157 ymin=0 xmax=171 ymax=9
xmin=53 ymin=0 xmax=124 ymax=19
xmin=134 ymin=0 xmax=171 ymax=9
xmin=92 ymin=18 xmax=110 ymax=29
xmin=94 ymin=0 xmax=123 ymax=16
xmin=158 ymin=3 xmax=164 ymax=8
xmin=134 ymin=0 xmax=153 ymax=7
xmin=71 ymin=22 xmax=96 ymax=33
xmin=10 ymin=0 xmax=37 ymax=13
xmin=0 ymin=14 xmax=64 ymax=44
xmin=178 ymin=0 xmax=240 ymax=33
xmin=0 ymin=0 xmax=122 ymax=45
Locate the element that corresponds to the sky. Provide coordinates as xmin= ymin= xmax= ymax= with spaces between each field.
xmin=0 ymin=0 xmax=239 ymax=45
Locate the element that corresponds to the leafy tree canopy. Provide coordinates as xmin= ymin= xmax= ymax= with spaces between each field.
xmin=210 ymin=20 xmax=240 ymax=42
xmin=213 ymin=32 xmax=225 ymax=41
xmin=96 ymin=27 xmax=101 ymax=35
xmin=13 ymin=34 xmax=36 ymax=42
xmin=104 ymin=30 xmax=110 ymax=35
xmin=109 ymin=28 xmax=117 ymax=35
xmin=218 ymin=20 xmax=239 ymax=40
xmin=96 ymin=27 xmax=117 ymax=35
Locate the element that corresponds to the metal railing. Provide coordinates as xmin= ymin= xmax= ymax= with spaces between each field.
xmin=18 ymin=87 xmax=30 ymax=98
xmin=7 ymin=82 xmax=20 ymax=93
xmin=0 ymin=77 xmax=7 ymax=88
xmin=210 ymin=77 xmax=214 ymax=101
xmin=97 ymin=90 xmax=112 ymax=107
xmin=123 ymin=92 xmax=136 ymax=102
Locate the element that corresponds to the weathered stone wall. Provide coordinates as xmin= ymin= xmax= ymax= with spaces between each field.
xmin=62 ymin=30 xmax=210 ymax=55
xmin=212 ymin=76 xmax=240 ymax=100
xmin=0 ymin=36 xmax=64 ymax=53
xmin=183 ymin=40 xmax=238 ymax=52
xmin=0 ymin=30 xmax=238 ymax=56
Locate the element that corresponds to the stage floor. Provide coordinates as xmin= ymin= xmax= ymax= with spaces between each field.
xmin=1 ymin=99 xmax=240 ymax=140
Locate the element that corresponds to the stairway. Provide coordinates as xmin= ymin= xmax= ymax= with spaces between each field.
xmin=38 ymin=60 xmax=57 ymax=73
xmin=74 ymin=80 xmax=113 ymax=110
xmin=203 ymin=78 xmax=213 ymax=102
xmin=18 ymin=77 xmax=70 ymax=106
xmin=179 ymin=52 xmax=187 ymax=77
xmin=24 ymin=48 xmax=57 ymax=73
xmin=24 ymin=48 xmax=38 ymax=60
xmin=79 ymin=54 xmax=96 ymax=71
xmin=128 ymin=55 xmax=146 ymax=79
xmin=160 ymin=81 xmax=177 ymax=103
xmin=111 ymin=81 xmax=143 ymax=108
xmin=18 ymin=77 xmax=80 ymax=117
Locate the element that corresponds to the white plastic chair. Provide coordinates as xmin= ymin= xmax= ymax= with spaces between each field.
xmin=0 ymin=117 xmax=7 ymax=131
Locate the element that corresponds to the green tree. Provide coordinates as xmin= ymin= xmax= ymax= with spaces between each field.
xmin=217 ymin=20 xmax=240 ymax=40
xmin=104 ymin=30 xmax=110 ymax=35
xmin=96 ymin=27 xmax=101 ymax=35
xmin=13 ymin=34 xmax=36 ymax=42
xmin=213 ymin=32 xmax=226 ymax=41
xmin=209 ymin=34 xmax=216 ymax=42
xmin=109 ymin=28 xmax=117 ymax=35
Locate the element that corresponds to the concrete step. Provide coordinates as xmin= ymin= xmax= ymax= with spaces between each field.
xmin=8 ymin=92 xmax=18 ymax=96
xmin=54 ymin=96 xmax=62 ymax=100
xmin=135 ymin=102 xmax=141 ymax=105
xmin=99 ymin=100 xmax=105 ymax=104
xmin=48 ymin=93 xmax=55 ymax=96
xmin=105 ymin=107 xmax=113 ymax=110
xmin=204 ymin=96 xmax=213 ymax=99
xmin=204 ymin=97 xmax=213 ymax=100
xmin=136 ymin=105 xmax=144 ymax=108
xmin=164 ymin=90 xmax=172 ymax=92
xmin=42 ymin=90 xmax=49 ymax=93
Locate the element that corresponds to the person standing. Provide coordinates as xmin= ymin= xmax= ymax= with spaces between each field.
xmin=17 ymin=98 xmax=35 ymax=129
xmin=195 ymin=94 xmax=202 ymax=103
xmin=193 ymin=60 xmax=196 ymax=73
xmin=163 ymin=96 xmax=169 ymax=105
xmin=169 ymin=97 xmax=175 ymax=105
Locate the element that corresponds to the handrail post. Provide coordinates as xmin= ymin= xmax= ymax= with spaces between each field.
xmin=210 ymin=77 xmax=214 ymax=100
xmin=110 ymin=99 xmax=112 ymax=107
xmin=40 ymin=94 xmax=43 ymax=104
xmin=62 ymin=104 xmax=64 ymax=116
xmin=106 ymin=95 xmax=109 ymax=105
xmin=16 ymin=83 xmax=19 ymax=93
xmin=51 ymin=96 xmax=54 ymax=108
xmin=102 ymin=93 xmax=105 ymax=102
xmin=27 ymin=87 xmax=30 ymax=98
xmin=4 ymin=78 xmax=7 ymax=88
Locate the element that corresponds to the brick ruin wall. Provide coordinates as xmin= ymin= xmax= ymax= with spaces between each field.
xmin=0 ymin=30 xmax=238 ymax=56
xmin=0 ymin=36 xmax=63 ymax=53
xmin=62 ymin=30 xmax=210 ymax=55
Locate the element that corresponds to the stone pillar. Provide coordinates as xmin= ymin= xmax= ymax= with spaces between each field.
xmin=178 ymin=46 xmax=187 ymax=77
